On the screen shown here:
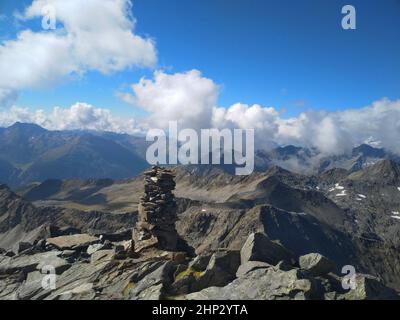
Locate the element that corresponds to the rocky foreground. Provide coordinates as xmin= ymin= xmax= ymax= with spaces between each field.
xmin=1 ymin=161 xmax=400 ymax=300
xmin=0 ymin=229 xmax=398 ymax=300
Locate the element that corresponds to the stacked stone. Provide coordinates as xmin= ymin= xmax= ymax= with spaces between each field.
xmin=133 ymin=166 xmax=179 ymax=251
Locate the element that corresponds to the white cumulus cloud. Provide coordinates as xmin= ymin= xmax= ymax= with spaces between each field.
xmin=223 ymin=98 xmax=400 ymax=155
xmin=116 ymin=69 xmax=400 ymax=155
xmin=0 ymin=0 xmax=157 ymax=106
xmin=0 ymin=103 xmax=142 ymax=135
xmin=120 ymin=70 xmax=219 ymax=130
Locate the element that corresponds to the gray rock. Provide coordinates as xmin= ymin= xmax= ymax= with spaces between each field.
xmin=60 ymin=250 xmax=76 ymax=258
xmin=90 ymin=249 xmax=116 ymax=265
xmin=338 ymin=274 xmax=400 ymax=300
xmin=188 ymin=254 xmax=212 ymax=271
xmin=43 ymin=256 xmax=117 ymax=300
xmin=201 ymin=250 xmax=240 ymax=286
xmin=56 ymin=283 xmax=95 ymax=300
xmin=0 ymin=274 xmax=22 ymax=300
xmin=129 ymin=261 xmax=175 ymax=300
xmin=299 ymin=253 xmax=336 ymax=276
xmin=130 ymin=261 xmax=167 ymax=283
xmin=0 ymin=251 xmax=67 ymax=275
xmin=16 ymin=271 xmax=49 ymax=300
xmin=236 ymin=261 xmax=272 ymax=278
xmin=171 ymin=250 xmax=240 ymax=296
xmin=35 ymin=239 xmax=46 ymax=249
xmin=87 ymin=243 xmax=105 ymax=255
xmin=275 ymin=260 xmax=294 ymax=271
xmin=240 ymin=233 xmax=296 ymax=266
xmin=46 ymin=234 xmax=99 ymax=251
xmin=186 ymin=267 xmax=314 ymax=300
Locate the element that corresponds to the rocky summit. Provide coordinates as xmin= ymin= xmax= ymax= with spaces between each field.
xmin=1 ymin=161 xmax=400 ymax=300
xmin=0 ymin=230 xmax=397 ymax=300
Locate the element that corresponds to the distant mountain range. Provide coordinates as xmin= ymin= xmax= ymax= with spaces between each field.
xmin=255 ymin=143 xmax=400 ymax=174
xmin=0 ymin=123 xmax=149 ymax=187
xmin=0 ymin=122 xmax=399 ymax=187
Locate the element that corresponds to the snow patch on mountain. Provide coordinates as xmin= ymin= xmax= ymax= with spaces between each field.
xmin=336 ymin=190 xmax=347 ymax=197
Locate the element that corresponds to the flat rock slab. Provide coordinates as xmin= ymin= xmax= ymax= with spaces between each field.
xmin=0 ymin=251 xmax=68 ymax=275
xmin=185 ymin=267 xmax=313 ymax=300
xmin=135 ymin=236 xmax=159 ymax=253
xmin=91 ymin=250 xmax=116 ymax=265
xmin=47 ymin=234 xmax=99 ymax=250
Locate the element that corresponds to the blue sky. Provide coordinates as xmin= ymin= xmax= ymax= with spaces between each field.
xmin=0 ymin=0 xmax=400 ymax=118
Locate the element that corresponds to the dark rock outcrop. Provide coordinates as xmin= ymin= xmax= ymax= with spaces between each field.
xmin=240 ymin=232 xmax=296 ymax=266
xmin=299 ymin=253 xmax=337 ymax=276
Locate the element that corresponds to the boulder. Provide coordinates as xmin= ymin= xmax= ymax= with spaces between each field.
xmin=202 ymin=250 xmax=240 ymax=286
xmin=46 ymin=234 xmax=99 ymax=250
xmin=171 ymin=250 xmax=240 ymax=295
xmin=299 ymin=253 xmax=336 ymax=276
xmin=240 ymin=233 xmax=296 ymax=266
xmin=16 ymin=271 xmax=50 ymax=300
xmin=129 ymin=261 xmax=175 ymax=300
xmin=186 ymin=267 xmax=314 ymax=300
xmin=188 ymin=254 xmax=212 ymax=271
xmin=339 ymin=274 xmax=399 ymax=300
xmin=236 ymin=261 xmax=272 ymax=278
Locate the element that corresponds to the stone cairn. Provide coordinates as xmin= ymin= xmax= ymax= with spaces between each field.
xmin=133 ymin=166 xmax=179 ymax=252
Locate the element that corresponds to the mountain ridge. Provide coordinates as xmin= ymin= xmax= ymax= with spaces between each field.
xmin=1 ymin=122 xmax=400 ymax=189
